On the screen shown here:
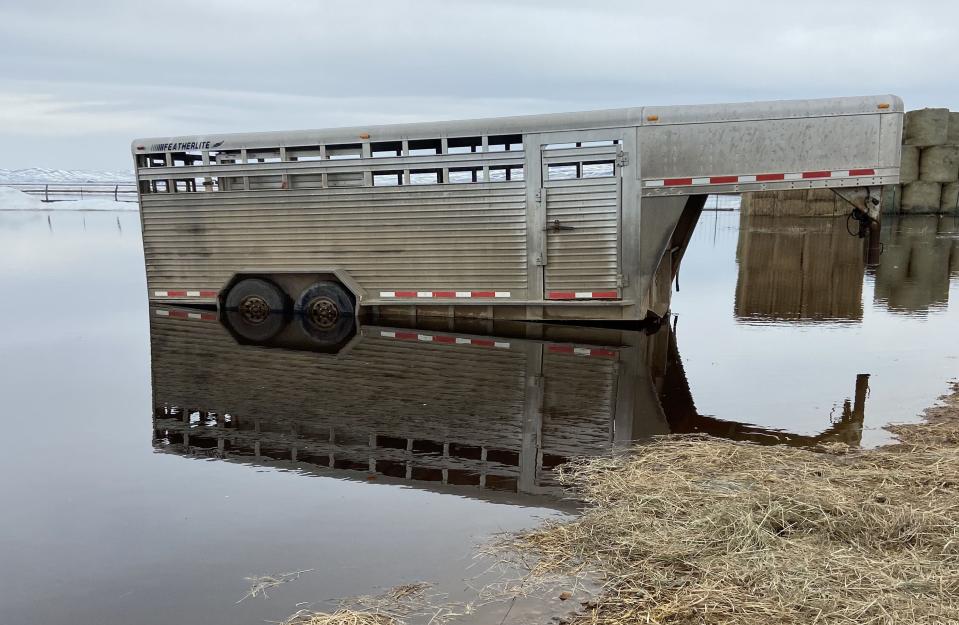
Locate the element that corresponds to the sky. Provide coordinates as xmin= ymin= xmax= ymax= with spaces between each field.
xmin=1 ymin=0 xmax=957 ymax=171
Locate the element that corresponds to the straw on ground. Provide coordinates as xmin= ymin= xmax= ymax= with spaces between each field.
xmin=492 ymin=384 xmax=959 ymax=625
xmin=237 ymin=569 xmax=314 ymax=603
xmin=280 ymin=582 xmax=466 ymax=625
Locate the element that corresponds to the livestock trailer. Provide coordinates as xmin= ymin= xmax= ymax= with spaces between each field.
xmin=133 ymin=94 xmax=902 ymax=335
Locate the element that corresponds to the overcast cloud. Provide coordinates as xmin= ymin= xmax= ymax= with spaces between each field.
xmin=1 ymin=0 xmax=957 ymax=170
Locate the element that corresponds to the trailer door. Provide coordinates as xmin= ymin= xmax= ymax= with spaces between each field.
xmin=533 ymin=131 xmax=629 ymax=301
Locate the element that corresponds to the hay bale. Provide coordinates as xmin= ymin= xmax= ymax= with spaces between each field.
xmin=899 ymin=145 xmax=919 ymax=184
xmin=901 ymin=181 xmax=942 ymax=214
xmin=949 ymin=112 xmax=959 ymax=145
xmin=941 ymin=182 xmax=959 ymax=214
xmin=904 ymin=108 xmax=949 ymax=146
xmin=919 ymin=145 xmax=959 ymax=182
xmin=881 ymin=184 xmax=901 ymax=215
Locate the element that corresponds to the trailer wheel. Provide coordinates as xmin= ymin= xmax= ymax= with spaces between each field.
xmin=295 ymin=281 xmax=355 ymax=341
xmin=224 ymin=278 xmax=289 ymax=342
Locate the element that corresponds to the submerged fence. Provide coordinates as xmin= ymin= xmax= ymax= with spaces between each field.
xmin=1 ymin=181 xmax=138 ymax=203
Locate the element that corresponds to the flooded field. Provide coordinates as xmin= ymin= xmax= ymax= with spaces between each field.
xmin=0 ymin=207 xmax=957 ymax=625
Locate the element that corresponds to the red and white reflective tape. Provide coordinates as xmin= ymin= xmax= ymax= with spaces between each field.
xmin=155 ymin=308 xmax=217 ymax=321
xmin=547 ymin=291 xmax=619 ymax=300
xmin=547 ymin=344 xmax=618 ymax=359
xmin=379 ymin=290 xmax=511 ymax=299
xmin=379 ymin=330 xmax=511 ymax=349
xmin=643 ymin=168 xmax=877 ymax=188
xmin=154 ymin=290 xmax=218 ymax=298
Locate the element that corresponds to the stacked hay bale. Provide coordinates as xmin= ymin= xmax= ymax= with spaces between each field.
xmin=900 ymin=108 xmax=959 ymax=214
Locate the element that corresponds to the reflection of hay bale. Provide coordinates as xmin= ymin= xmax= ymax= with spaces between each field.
xmin=901 ymin=181 xmax=942 ymax=214
xmin=807 ymin=188 xmax=839 ymax=215
xmin=919 ymin=145 xmax=959 ymax=182
xmin=899 ymin=146 xmax=920 ymax=184
xmin=904 ymin=108 xmax=949 ymax=146
xmin=735 ymin=216 xmax=864 ymax=321
xmin=874 ymin=215 xmax=955 ymax=314
xmin=741 ymin=190 xmax=843 ymax=217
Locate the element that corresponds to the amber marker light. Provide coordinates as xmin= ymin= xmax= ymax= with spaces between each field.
xmin=646 ymin=115 xmax=659 ymax=121
xmin=878 ymin=103 xmax=891 ymax=109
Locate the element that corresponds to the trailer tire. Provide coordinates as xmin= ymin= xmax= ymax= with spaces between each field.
xmin=225 ymin=310 xmax=287 ymax=343
xmin=295 ymin=281 xmax=354 ymax=318
xmin=295 ymin=281 xmax=355 ymax=341
xmin=224 ymin=278 xmax=289 ymax=342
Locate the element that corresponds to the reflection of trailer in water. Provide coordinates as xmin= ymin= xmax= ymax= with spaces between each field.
xmin=150 ymin=308 xmax=868 ymax=502
xmin=134 ymin=95 xmax=902 ymax=327
xmin=150 ymin=308 xmax=674 ymax=499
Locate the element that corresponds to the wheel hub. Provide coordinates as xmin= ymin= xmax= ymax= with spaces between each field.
xmin=238 ymin=295 xmax=270 ymax=324
xmin=307 ymin=297 xmax=339 ymax=329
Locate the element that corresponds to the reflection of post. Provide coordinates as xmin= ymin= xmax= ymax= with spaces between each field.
xmin=519 ymin=342 xmax=544 ymax=495
xmin=865 ymin=221 xmax=882 ymax=267
xmin=834 ymin=374 xmax=868 ymax=447
xmin=853 ymin=373 xmax=869 ymax=422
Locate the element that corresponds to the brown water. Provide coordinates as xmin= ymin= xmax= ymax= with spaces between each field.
xmin=0 ymin=208 xmax=957 ymax=625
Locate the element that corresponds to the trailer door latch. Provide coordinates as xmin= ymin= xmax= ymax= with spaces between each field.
xmin=544 ymin=219 xmax=574 ymax=232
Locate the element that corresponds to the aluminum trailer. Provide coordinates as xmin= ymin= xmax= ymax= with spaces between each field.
xmin=133 ymin=94 xmax=902 ymax=333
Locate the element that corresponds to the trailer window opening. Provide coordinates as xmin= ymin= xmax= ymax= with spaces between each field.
xmin=171 ymin=150 xmax=203 ymax=167
xmin=216 ymin=151 xmax=243 ymax=165
xmin=488 ymin=134 xmax=523 ymax=152
xmin=489 ymin=165 xmax=524 ymax=181
xmin=373 ymin=171 xmax=404 ymax=186
xmin=287 ymin=146 xmax=324 ymax=162
xmin=582 ymin=160 xmax=615 ymax=177
xmin=408 ymin=138 xmax=442 ymax=156
xmin=410 ymin=169 xmax=442 ymax=185
xmin=289 ymin=173 xmax=323 ymax=189
xmin=327 ymin=143 xmax=362 ymax=160
xmin=327 ymin=172 xmax=364 ymax=187
xmin=547 ymin=163 xmax=579 ymax=180
xmin=447 ymin=136 xmax=482 ymax=154
xmin=247 ymin=149 xmax=281 ymax=163
xmin=371 ymin=141 xmax=403 ymax=157
xmin=448 ymin=167 xmax=480 ymax=183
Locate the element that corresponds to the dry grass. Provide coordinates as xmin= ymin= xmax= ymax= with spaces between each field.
xmin=494 ymin=384 xmax=959 ymax=625
xmin=237 ymin=569 xmax=314 ymax=603
xmin=280 ymin=582 xmax=462 ymax=625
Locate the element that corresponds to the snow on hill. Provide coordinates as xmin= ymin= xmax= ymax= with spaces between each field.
xmin=0 ymin=168 xmax=134 ymax=184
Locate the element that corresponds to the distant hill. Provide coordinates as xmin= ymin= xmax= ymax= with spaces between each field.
xmin=0 ymin=168 xmax=134 ymax=184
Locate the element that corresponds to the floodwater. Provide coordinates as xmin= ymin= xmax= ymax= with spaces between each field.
xmin=1 ymin=206 xmax=957 ymax=625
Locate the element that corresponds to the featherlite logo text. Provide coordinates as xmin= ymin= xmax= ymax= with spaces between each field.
xmin=148 ymin=140 xmax=224 ymax=151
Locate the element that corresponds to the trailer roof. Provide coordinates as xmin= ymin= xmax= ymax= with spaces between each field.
xmin=132 ymin=94 xmax=902 ymax=153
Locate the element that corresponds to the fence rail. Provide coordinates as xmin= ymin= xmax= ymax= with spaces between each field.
xmin=1 ymin=182 xmax=138 ymax=203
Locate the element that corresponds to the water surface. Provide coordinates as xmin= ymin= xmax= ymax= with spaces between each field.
xmin=1 ymin=207 xmax=957 ymax=625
